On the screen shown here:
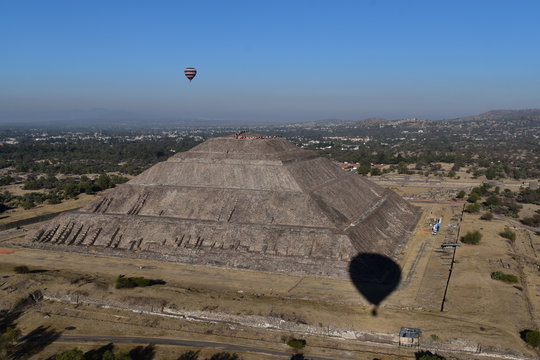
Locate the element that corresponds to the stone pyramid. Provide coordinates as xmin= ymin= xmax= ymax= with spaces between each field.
xmin=32 ymin=134 xmax=420 ymax=278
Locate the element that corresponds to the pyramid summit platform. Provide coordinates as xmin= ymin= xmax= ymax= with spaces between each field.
xmin=31 ymin=134 xmax=420 ymax=278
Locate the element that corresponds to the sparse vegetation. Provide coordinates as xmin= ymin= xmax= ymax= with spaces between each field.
xmin=461 ymin=230 xmax=482 ymax=245
xmin=521 ymin=214 xmax=540 ymax=227
xmin=491 ymin=271 xmax=519 ymax=284
xmin=499 ymin=227 xmax=516 ymax=242
xmin=480 ymin=212 xmax=493 ymax=220
xmin=13 ymin=265 xmax=30 ymax=274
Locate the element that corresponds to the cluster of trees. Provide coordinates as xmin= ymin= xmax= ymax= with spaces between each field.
xmin=462 ymin=184 xmax=522 ymax=218
xmin=318 ymin=135 xmax=540 ymax=180
xmin=0 ymin=137 xmax=201 ymax=176
xmin=0 ymin=173 xmax=128 ymax=212
xmin=23 ymin=173 xmax=127 ymax=194
xmin=461 ymin=184 xmax=540 ymax=227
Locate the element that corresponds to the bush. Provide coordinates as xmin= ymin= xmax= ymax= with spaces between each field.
xmin=286 ymin=338 xmax=306 ymax=350
xmin=461 ymin=230 xmax=482 ymax=245
xmin=467 ymin=193 xmax=480 ymax=203
xmin=415 ymin=351 xmax=445 ymax=360
xmin=523 ymin=329 xmax=540 ymax=347
xmin=115 ymin=275 xmax=151 ymax=289
xmin=499 ymin=227 xmax=516 ymax=242
xmin=456 ymin=190 xmax=466 ymax=199
xmin=208 ymin=353 xmax=241 ymax=360
xmin=55 ymin=348 xmax=85 ymax=360
xmin=491 ymin=271 xmax=519 ymax=284
xmin=480 ymin=212 xmax=493 ymax=221
xmin=465 ymin=203 xmax=481 ymax=213
xmin=177 ymin=350 xmax=200 ymax=360
xmin=14 ymin=265 xmax=30 ymax=274
xmin=521 ymin=214 xmax=540 ymax=227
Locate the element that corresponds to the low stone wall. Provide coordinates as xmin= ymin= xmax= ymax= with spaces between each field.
xmin=40 ymin=290 xmax=535 ymax=360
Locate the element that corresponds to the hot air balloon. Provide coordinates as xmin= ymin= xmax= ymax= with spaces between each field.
xmin=184 ymin=67 xmax=197 ymax=82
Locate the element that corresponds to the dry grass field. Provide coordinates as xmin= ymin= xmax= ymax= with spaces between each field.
xmin=1 ymin=179 xmax=539 ymax=359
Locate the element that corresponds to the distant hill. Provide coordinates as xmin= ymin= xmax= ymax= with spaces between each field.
xmin=359 ymin=117 xmax=388 ymax=126
xmin=453 ymin=109 xmax=540 ymax=122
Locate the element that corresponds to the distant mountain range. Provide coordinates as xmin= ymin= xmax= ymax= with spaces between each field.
xmin=301 ymin=109 xmax=540 ymax=127
xmin=450 ymin=109 xmax=540 ymax=122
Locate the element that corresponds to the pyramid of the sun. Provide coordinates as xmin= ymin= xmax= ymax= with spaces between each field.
xmin=32 ymin=134 xmax=420 ymax=278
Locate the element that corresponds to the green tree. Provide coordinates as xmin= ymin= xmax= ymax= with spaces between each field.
xmin=467 ymin=193 xmax=480 ymax=203
xmin=96 ymin=173 xmax=112 ymax=191
xmin=485 ymin=195 xmax=501 ymax=207
xmin=357 ymin=164 xmax=371 ymax=176
xmin=370 ymin=167 xmax=382 ymax=176
xmin=456 ymin=190 xmax=466 ymax=199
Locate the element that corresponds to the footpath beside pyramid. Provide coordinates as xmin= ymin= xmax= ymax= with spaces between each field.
xmin=31 ymin=134 xmax=420 ymax=278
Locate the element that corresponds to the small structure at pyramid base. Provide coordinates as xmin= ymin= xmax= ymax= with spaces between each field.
xmin=31 ymin=134 xmax=421 ymax=279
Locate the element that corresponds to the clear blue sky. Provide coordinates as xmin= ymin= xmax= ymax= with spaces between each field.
xmin=1 ymin=0 xmax=540 ymax=123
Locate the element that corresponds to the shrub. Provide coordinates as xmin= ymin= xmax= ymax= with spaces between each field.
xmin=467 ymin=193 xmax=480 ymax=203
xmin=485 ymin=194 xmax=501 ymax=207
xmin=491 ymin=271 xmax=518 ymax=284
xmin=456 ymin=190 xmax=466 ymax=199
xmin=208 ymin=353 xmax=241 ymax=360
xmin=55 ymin=348 xmax=85 ymax=360
xmin=499 ymin=227 xmax=516 ymax=242
xmin=465 ymin=203 xmax=481 ymax=213
xmin=177 ymin=350 xmax=200 ymax=360
xmin=461 ymin=230 xmax=482 ymax=245
xmin=521 ymin=215 xmax=540 ymax=227
xmin=286 ymin=338 xmax=306 ymax=350
xmin=480 ymin=212 xmax=493 ymax=220
xmin=415 ymin=351 xmax=445 ymax=360
xmin=523 ymin=329 xmax=540 ymax=347
xmin=115 ymin=275 xmax=152 ymax=289
xmin=14 ymin=265 xmax=30 ymax=274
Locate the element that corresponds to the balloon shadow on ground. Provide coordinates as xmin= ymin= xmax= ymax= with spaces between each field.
xmin=348 ymin=253 xmax=401 ymax=316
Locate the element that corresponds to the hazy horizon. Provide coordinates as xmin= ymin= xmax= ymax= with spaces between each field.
xmin=2 ymin=1 xmax=540 ymax=124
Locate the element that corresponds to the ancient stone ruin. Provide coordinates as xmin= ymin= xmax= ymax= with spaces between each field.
xmin=31 ymin=134 xmax=420 ymax=278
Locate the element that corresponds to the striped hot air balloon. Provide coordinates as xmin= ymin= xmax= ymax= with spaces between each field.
xmin=184 ymin=67 xmax=197 ymax=82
